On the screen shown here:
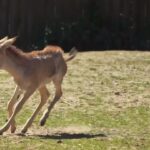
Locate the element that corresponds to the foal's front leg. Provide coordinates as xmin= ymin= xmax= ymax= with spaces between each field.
xmin=21 ymin=86 xmax=50 ymax=133
xmin=7 ymin=86 xmax=23 ymax=133
xmin=0 ymin=87 xmax=36 ymax=135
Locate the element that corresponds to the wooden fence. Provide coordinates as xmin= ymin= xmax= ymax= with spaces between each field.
xmin=0 ymin=0 xmax=150 ymax=51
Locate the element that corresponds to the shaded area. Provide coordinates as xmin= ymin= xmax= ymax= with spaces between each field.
xmin=36 ymin=133 xmax=107 ymax=140
xmin=0 ymin=0 xmax=150 ymax=51
xmin=15 ymin=132 xmax=107 ymax=140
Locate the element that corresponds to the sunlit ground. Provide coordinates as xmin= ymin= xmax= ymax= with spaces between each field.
xmin=0 ymin=51 xmax=150 ymax=150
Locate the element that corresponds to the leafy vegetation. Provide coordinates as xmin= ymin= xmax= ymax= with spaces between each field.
xmin=0 ymin=51 xmax=149 ymax=150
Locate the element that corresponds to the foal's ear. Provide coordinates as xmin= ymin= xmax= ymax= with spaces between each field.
xmin=0 ymin=36 xmax=8 ymax=44
xmin=0 ymin=36 xmax=17 ymax=49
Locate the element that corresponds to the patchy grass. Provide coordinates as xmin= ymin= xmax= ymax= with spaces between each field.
xmin=0 ymin=51 xmax=150 ymax=150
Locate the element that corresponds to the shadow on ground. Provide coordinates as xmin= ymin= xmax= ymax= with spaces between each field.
xmin=36 ymin=133 xmax=107 ymax=140
xmin=16 ymin=132 xmax=107 ymax=140
xmin=15 ymin=126 xmax=107 ymax=140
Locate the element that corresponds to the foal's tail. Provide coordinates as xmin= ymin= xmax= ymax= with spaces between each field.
xmin=65 ymin=47 xmax=78 ymax=62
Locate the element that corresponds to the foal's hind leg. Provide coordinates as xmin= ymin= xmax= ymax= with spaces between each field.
xmin=40 ymin=78 xmax=63 ymax=126
xmin=0 ymin=86 xmax=36 ymax=135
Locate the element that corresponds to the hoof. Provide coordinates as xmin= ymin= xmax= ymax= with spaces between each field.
xmin=11 ymin=127 xmax=16 ymax=133
xmin=39 ymin=119 xmax=46 ymax=126
xmin=21 ymin=129 xmax=27 ymax=134
xmin=0 ymin=130 xmax=3 ymax=135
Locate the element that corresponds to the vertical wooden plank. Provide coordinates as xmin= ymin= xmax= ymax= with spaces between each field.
xmin=146 ymin=0 xmax=150 ymax=23
xmin=136 ymin=0 xmax=146 ymax=31
xmin=113 ymin=0 xmax=120 ymax=21
xmin=16 ymin=0 xmax=28 ymax=49
xmin=8 ymin=0 xmax=20 ymax=36
xmin=111 ymin=0 xmax=121 ymax=31
xmin=45 ymin=0 xmax=55 ymax=22
xmin=17 ymin=0 xmax=46 ymax=49
xmin=52 ymin=0 xmax=85 ymax=22
xmin=0 ymin=0 xmax=9 ymax=36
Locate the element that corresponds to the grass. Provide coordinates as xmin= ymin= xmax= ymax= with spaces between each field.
xmin=0 ymin=51 xmax=150 ymax=150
